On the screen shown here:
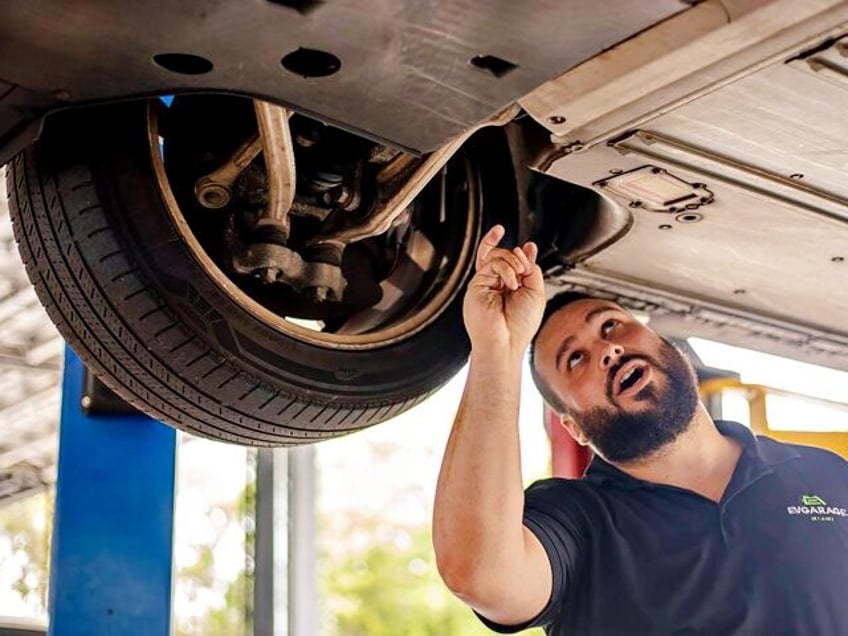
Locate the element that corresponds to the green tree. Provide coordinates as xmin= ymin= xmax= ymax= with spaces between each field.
xmin=319 ymin=513 xmax=543 ymax=636
xmin=0 ymin=489 xmax=53 ymax=616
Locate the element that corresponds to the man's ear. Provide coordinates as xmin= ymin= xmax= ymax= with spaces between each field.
xmin=559 ymin=413 xmax=590 ymax=446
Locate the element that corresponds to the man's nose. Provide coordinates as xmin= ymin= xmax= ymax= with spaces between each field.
xmin=599 ymin=342 xmax=624 ymax=369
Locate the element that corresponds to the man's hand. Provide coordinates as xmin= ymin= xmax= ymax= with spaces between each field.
xmin=463 ymin=225 xmax=545 ymax=358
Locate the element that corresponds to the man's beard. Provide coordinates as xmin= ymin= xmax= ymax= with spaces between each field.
xmin=575 ymin=340 xmax=699 ymax=463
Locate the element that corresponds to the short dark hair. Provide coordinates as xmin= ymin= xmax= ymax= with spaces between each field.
xmin=528 ymin=291 xmax=598 ymax=415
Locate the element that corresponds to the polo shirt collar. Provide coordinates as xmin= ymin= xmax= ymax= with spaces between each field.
xmin=583 ymin=420 xmax=800 ymax=489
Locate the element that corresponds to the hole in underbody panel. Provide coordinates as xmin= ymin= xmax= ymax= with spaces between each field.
xmin=281 ymin=48 xmax=341 ymax=78
xmin=469 ymin=54 xmax=518 ymax=78
xmin=266 ymin=0 xmax=323 ymax=13
xmin=153 ymin=53 xmax=213 ymax=75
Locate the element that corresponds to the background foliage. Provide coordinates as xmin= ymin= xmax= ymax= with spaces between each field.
xmin=1 ymin=459 xmax=542 ymax=636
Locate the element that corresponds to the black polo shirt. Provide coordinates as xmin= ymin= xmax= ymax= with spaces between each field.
xmin=480 ymin=421 xmax=848 ymax=635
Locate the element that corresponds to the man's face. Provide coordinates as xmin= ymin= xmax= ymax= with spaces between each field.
xmin=533 ymin=299 xmax=699 ymax=463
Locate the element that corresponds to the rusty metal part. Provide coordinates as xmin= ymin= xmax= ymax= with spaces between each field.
xmin=376 ymin=153 xmax=418 ymax=185
xmin=231 ymin=242 xmax=346 ymax=302
xmin=194 ymin=134 xmax=263 ymax=209
xmin=253 ymin=101 xmax=297 ymax=239
xmin=311 ymin=104 xmax=520 ymax=246
xmin=333 ymin=161 xmax=364 ymax=212
xmin=369 ymin=145 xmax=403 ymax=165
xmin=290 ymin=199 xmax=333 ymax=221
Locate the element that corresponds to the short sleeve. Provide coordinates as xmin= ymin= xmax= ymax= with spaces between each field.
xmin=474 ymin=479 xmax=588 ymax=633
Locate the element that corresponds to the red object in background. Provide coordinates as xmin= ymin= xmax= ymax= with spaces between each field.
xmin=545 ymin=405 xmax=592 ymax=478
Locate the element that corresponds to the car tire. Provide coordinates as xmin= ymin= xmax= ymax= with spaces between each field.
xmin=6 ymin=101 xmax=519 ymax=445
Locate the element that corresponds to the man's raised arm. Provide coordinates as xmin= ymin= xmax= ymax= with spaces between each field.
xmin=433 ymin=224 xmax=552 ymax=626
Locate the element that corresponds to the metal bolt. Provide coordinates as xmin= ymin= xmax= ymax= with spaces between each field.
xmin=675 ymin=213 xmax=703 ymax=223
xmin=629 ymin=200 xmax=643 ymax=208
xmin=548 ymin=115 xmax=567 ymax=125
xmin=609 ymin=169 xmax=623 ymax=175
xmin=196 ymin=183 xmax=231 ymax=209
xmin=658 ymin=224 xmax=672 ymax=230
xmin=81 ymin=395 xmax=92 ymax=409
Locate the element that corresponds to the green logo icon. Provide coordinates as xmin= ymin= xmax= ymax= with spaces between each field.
xmin=801 ymin=495 xmax=827 ymax=506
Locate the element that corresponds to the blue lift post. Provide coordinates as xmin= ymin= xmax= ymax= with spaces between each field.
xmin=48 ymin=348 xmax=177 ymax=636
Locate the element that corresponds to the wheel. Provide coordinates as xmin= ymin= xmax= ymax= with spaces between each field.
xmin=6 ymin=98 xmax=519 ymax=445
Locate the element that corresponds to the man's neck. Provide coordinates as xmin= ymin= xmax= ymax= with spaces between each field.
xmin=613 ymin=407 xmax=743 ymax=502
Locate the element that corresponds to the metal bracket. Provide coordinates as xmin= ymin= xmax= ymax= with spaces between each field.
xmin=310 ymin=104 xmax=520 ymax=246
xmin=594 ymin=164 xmax=714 ymax=213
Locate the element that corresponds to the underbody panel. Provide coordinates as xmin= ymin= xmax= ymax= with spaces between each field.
xmin=0 ymin=0 xmax=686 ymax=161
xmin=538 ymin=8 xmax=848 ymax=371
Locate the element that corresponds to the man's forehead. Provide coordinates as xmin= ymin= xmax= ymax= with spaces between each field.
xmin=551 ymin=299 xmax=625 ymax=325
xmin=538 ymin=299 xmax=625 ymax=349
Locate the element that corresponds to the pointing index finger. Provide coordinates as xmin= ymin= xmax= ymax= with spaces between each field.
xmin=476 ymin=225 xmax=505 ymax=270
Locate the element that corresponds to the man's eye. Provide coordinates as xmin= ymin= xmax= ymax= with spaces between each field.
xmin=601 ymin=319 xmax=618 ymax=336
xmin=567 ymin=352 xmax=584 ymax=370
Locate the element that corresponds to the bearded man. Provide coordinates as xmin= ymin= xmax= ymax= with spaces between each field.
xmin=433 ymin=225 xmax=848 ymax=635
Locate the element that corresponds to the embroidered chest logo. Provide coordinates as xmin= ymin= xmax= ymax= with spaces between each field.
xmin=786 ymin=495 xmax=848 ymax=523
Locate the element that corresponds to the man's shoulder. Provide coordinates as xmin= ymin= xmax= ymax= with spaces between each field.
xmin=526 ymin=476 xmax=598 ymax=493
xmin=525 ymin=476 xmax=606 ymax=511
xmin=522 ymin=477 xmax=608 ymax=542
xmin=759 ymin=434 xmax=847 ymax=474
xmin=762 ymin=438 xmax=848 ymax=512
